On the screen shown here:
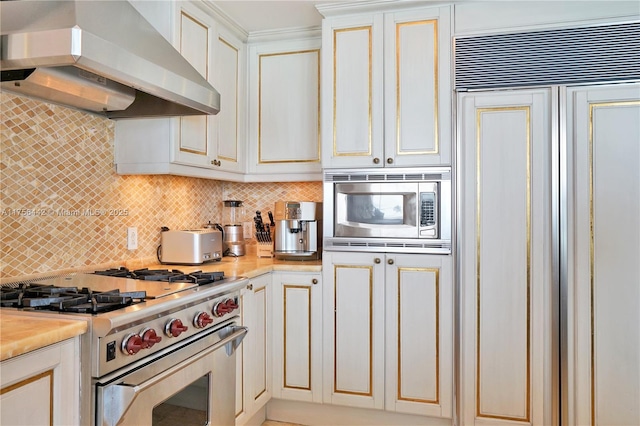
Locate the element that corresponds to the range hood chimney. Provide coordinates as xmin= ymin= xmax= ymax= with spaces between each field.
xmin=0 ymin=0 xmax=220 ymax=119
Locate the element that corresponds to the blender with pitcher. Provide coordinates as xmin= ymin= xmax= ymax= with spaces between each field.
xmin=222 ymin=200 xmax=246 ymax=256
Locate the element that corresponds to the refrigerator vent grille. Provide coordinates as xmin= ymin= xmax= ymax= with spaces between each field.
xmin=455 ymin=21 xmax=640 ymax=90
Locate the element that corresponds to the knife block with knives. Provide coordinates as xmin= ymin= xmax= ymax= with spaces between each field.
xmin=255 ymin=210 xmax=274 ymax=258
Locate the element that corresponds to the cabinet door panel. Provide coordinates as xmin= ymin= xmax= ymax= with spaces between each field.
xmin=214 ymin=35 xmax=241 ymax=168
xmin=384 ymin=7 xmax=451 ymax=167
xmin=175 ymin=7 xmax=212 ymax=168
xmin=459 ymin=89 xmax=552 ymax=425
xmin=321 ymin=14 xmax=384 ymax=168
xmin=385 ymin=254 xmax=453 ymax=418
xmin=568 ymin=84 xmax=640 ymax=426
xmin=272 ymin=272 xmax=322 ymax=403
xmin=323 ymin=252 xmax=384 ymax=409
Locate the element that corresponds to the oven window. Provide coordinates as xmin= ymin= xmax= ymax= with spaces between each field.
xmin=346 ymin=194 xmax=404 ymax=225
xmin=152 ymin=374 xmax=209 ymax=426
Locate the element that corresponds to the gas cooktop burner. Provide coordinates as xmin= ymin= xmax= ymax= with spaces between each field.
xmin=0 ymin=284 xmax=146 ymax=313
xmin=93 ymin=267 xmax=225 ymax=285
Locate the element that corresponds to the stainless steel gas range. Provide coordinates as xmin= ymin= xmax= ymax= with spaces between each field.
xmin=1 ymin=268 xmax=249 ymax=426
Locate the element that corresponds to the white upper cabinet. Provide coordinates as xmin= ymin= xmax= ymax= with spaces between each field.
xmin=115 ymin=1 xmax=246 ymax=181
xmin=247 ymin=37 xmax=322 ymax=180
xmin=321 ymin=5 xmax=451 ymax=168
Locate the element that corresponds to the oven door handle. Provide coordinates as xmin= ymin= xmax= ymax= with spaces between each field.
xmin=100 ymin=325 xmax=248 ymax=426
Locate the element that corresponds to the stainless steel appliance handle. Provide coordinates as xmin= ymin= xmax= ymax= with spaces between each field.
xmin=100 ymin=326 xmax=248 ymax=426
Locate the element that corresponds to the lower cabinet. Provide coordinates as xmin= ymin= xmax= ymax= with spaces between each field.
xmin=322 ymin=251 xmax=453 ymax=418
xmin=236 ymin=274 xmax=272 ymax=425
xmin=271 ymin=272 xmax=323 ymax=403
xmin=0 ymin=337 xmax=81 ymax=426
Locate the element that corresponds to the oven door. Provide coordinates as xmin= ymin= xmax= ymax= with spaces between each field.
xmin=95 ymin=323 xmax=247 ymax=426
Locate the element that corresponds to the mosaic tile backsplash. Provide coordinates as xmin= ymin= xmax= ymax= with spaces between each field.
xmin=0 ymin=93 xmax=322 ymax=279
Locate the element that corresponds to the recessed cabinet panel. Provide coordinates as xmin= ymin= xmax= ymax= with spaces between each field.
xmin=215 ymin=37 xmax=240 ymax=165
xmin=477 ymin=107 xmax=530 ymax=420
xmin=177 ymin=11 xmax=210 ymax=164
xmin=321 ymin=13 xmax=384 ymax=168
xmin=335 ymin=265 xmax=373 ymax=394
xmin=334 ymin=27 xmax=375 ymax=157
xmin=272 ymin=272 xmax=323 ymax=404
xmin=283 ymin=285 xmax=311 ymax=389
xmin=459 ymin=89 xmax=552 ymax=425
xmin=385 ymin=254 xmax=453 ymax=418
xmin=396 ymin=20 xmax=438 ymax=154
xmin=259 ymin=50 xmax=320 ymax=163
xmin=569 ymin=84 xmax=640 ymax=426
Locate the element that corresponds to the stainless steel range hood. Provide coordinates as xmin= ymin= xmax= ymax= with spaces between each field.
xmin=0 ymin=0 xmax=220 ymax=119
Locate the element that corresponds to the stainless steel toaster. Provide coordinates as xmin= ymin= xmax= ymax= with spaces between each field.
xmin=160 ymin=229 xmax=222 ymax=265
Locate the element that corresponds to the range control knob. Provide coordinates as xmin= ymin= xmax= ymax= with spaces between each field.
xmin=121 ymin=333 xmax=143 ymax=355
xmin=193 ymin=311 xmax=214 ymax=328
xmin=165 ymin=318 xmax=189 ymax=337
xmin=140 ymin=328 xmax=162 ymax=349
xmin=213 ymin=298 xmax=238 ymax=317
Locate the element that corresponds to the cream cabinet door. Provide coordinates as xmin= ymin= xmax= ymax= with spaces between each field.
xmin=384 ymin=253 xmax=453 ymax=418
xmin=0 ymin=338 xmax=80 ymax=426
xmin=211 ymin=27 xmax=245 ymax=174
xmin=459 ymin=89 xmax=553 ymax=425
xmin=383 ymin=6 xmax=451 ymax=167
xmin=243 ymin=274 xmax=273 ymax=420
xmin=248 ymin=39 xmax=321 ymax=179
xmin=321 ymin=13 xmax=385 ymax=168
xmin=322 ymin=251 xmax=385 ymax=409
xmin=271 ymin=272 xmax=323 ymax=403
xmin=566 ymin=83 xmax=640 ymax=426
xmin=173 ymin=3 xmax=215 ymax=168
xmin=321 ymin=6 xmax=451 ymax=169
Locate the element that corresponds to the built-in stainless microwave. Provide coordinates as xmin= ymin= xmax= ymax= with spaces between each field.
xmin=323 ymin=167 xmax=451 ymax=254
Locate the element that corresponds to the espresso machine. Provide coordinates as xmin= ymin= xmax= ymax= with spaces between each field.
xmin=274 ymin=201 xmax=322 ymax=260
xmin=222 ymin=200 xmax=246 ymax=256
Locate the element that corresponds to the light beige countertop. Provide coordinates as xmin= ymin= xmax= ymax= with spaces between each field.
xmin=0 ymin=312 xmax=88 ymax=361
xmin=146 ymin=253 xmax=322 ymax=278
xmin=0 ymin=254 xmax=320 ymax=361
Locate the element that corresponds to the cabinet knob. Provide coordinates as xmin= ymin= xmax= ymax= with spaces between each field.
xmin=247 ymin=283 xmax=253 ymax=290
xmin=312 ymin=278 xmax=318 ymax=285
xmin=387 ymin=259 xmax=394 ymax=265
xmin=211 ymin=159 xmax=221 ymax=166
xmin=373 ymin=157 xmax=380 ymax=164
xmin=386 ymin=157 xmax=393 ymax=164
xmin=374 ymin=258 xmax=381 ymax=264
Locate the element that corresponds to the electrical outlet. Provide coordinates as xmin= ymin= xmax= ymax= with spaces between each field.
xmin=127 ymin=227 xmax=138 ymax=250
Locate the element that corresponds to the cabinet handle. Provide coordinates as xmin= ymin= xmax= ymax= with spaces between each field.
xmin=374 ymin=258 xmax=381 ymax=264
xmin=386 ymin=157 xmax=393 ymax=164
xmin=373 ymin=157 xmax=380 ymax=164
xmin=246 ymin=283 xmax=253 ymax=290
xmin=312 ymin=278 xmax=318 ymax=285
xmin=387 ymin=259 xmax=394 ymax=265
xmin=211 ymin=159 xmax=221 ymax=166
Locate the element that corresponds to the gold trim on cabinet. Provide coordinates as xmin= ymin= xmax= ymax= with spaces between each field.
xmin=475 ymin=106 xmax=531 ymax=422
xmin=258 ymin=50 xmax=321 ymax=164
xmin=588 ymin=99 xmax=640 ymax=426
xmin=254 ymin=285 xmax=268 ymax=400
xmin=333 ymin=264 xmax=374 ymax=396
xmin=395 ymin=19 xmax=439 ymax=156
xmin=218 ymin=37 xmax=239 ymax=163
xmin=0 ymin=369 xmax=54 ymax=426
xmin=333 ymin=26 xmax=373 ymax=157
xmin=283 ymin=284 xmax=312 ymax=391
xmin=397 ymin=267 xmax=440 ymax=404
